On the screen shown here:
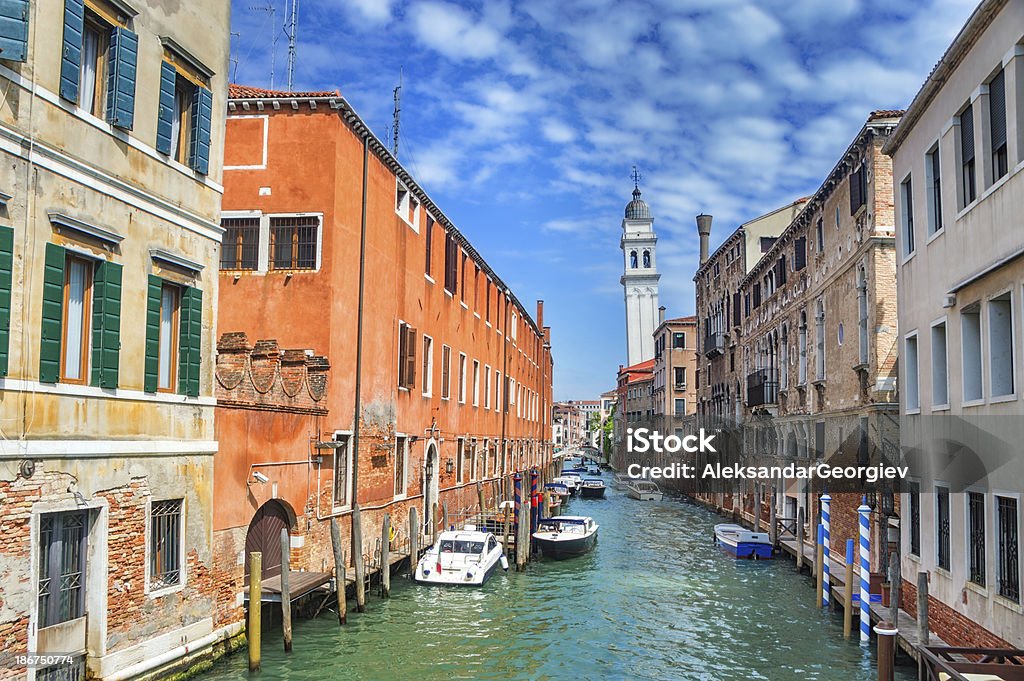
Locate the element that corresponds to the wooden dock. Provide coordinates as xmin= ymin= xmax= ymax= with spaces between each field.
xmin=245 ymin=570 xmax=333 ymax=603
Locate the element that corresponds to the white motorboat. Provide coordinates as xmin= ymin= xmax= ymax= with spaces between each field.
xmin=714 ymin=523 xmax=773 ymax=560
xmin=626 ymin=479 xmax=663 ymax=501
xmin=414 ymin=528 xmax=508 ymax=586
xmin=555 ymin=472 xmax=583 ymax=495
xmin=533 ymin=515 xmax=599 ymax=559
xmin=612 ymin=473 xmax=632 ymax=490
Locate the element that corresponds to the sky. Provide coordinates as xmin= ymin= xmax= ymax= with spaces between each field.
xmin=229 ymin=0 xmax=978 ymax=401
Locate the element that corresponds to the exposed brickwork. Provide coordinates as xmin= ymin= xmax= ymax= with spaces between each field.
xmin=901 ymin=579 xmax=1014 ymax=649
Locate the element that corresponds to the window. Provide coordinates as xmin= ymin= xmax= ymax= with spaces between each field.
xmin=814 ymin=301 xmax=825 ymax=381
xmin=997 ymin=495 xmax=1019 ymax=601
xmin=511 ymin=312 xmax=518 ymax=341
xmin=394 ymin=436 xmax=408 ymax=497
xmin=989 ymin=293 xmax=1014 ymax=397
xmin=936 ymin=485 xmax=950 ymax=570
xmin=849 ymin=162 xmax=867 ymax=214
xmin=424 ymin=216 xmax=434 ymax=276
xmin=79 ymin=11 xmax=110 ymax=117
xmin=332 ymin=434 xmax=352 ymax=508
xmin=990 ymin=68 xmax=1008 ymax=182
xmin=169 ymin=73 xmax=195 ymax=164
xmin=857 ymin=268 xmax=868 ymax=365
xmin=472 ymin=360 xmax=480 ymax=406
xmin=61 ymin=255 xmax=93 ymax=383
xmin=221 ymin=217 xmax=260 ymax=270
xmin=460 ymin=253 xmax=468 ymax=302
xmin=968 ymin=491 xmax=986 ymax=587
xmin=816 ymin=217 xmax=824 ymax=253
xmin=150 ymin=499 xmax=182 ymax=590
xmin=460 ymin=438 xmax=472 ymax=484
xmin=904 ymin=333 xmax=919 ymax=411
xmin=673 ymin=332 xmax=685 ymax=349
xmin=674 ymin=398 xmax=685 ymax=416
xmin=962 ymin=306 xmax=983 ymax=401
xmin=484 ymin=365 xmax=492 ymax=408
xmin=444 ymin=233 xmax=458 ymax=294
xmin=421 ymin=335 xmax=433 ymax=397
xmin=485 ymin=281 xmax=491 ymax=322
xmin=38 ymin=511 xmax=88 ymax=629
xmin=959 ymin=102 xmax=977 ymax=206
xmin=900 ymin=175 xmax=915 ymax=257
xmin=270 ymin=215 xmax=318 ymax=270
xmin=495 ymin=370 xmax=502 ymax=411
xmin=674 ymin=366 xmax=685 ymax=388
xmin=458 ymin=353 xmax=467 ymax=403
xmin=926 ymin=146 xmax=943 ymax=235
xmin=794 ymin=236 xmax=807 ymax=271
xmin=932 ymin=322 xmax=948 ymax=407
xmin=441 ymin=345 xmax=451 ymax=400
xmin=396 ymin=322 xmax=417 ymax=390
xmin=157 ymin=283 xmax=179 ymax=392
xmin=908 ymin=481 xmax=921 ymax=556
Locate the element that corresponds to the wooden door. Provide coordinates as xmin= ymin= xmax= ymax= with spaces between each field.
xmin=244 ymin=500 xmax=289 ymax=581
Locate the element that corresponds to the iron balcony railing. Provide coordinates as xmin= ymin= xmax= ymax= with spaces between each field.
xmin=746 ymin=368 xmax=779 ymax=407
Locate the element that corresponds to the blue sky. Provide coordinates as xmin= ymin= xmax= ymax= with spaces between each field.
xmin=229 ymin=0 xmax=977 ymax=400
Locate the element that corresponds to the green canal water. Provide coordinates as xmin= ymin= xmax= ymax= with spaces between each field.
xmin=201 ymin=488 xmax=915 ymax=681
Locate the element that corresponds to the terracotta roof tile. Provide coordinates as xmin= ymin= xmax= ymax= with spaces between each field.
xmin=229 ymin=84 xmax=340 ymax=99
xmin=869 ymin=109 xmax=906 ymax=120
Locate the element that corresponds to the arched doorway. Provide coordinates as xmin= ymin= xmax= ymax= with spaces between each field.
xmin=423 ymin=440 xmax=440 ymax=532
xmin=244 ymin=499 xmax=291 ymax=582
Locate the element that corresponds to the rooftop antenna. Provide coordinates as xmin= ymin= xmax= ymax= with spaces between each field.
xmin=250 ymin=2 xmax=277 ymax=89
xmin=392 ymin=66 xmax=403 ymax=158
xmin=285 ymin=0 xmax=299 ymax=90
xmin=229 ymin=31 xmax=241 ymax=82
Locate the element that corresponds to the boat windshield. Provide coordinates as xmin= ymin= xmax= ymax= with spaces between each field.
xmin=440 ymin=540 xmax=485 ymax=554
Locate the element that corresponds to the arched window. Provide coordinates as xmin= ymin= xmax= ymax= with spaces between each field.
xmin=643 ymin=250 xmax=651 ymax=268
xmin=630 ymin=250 xmax=638 ymax=268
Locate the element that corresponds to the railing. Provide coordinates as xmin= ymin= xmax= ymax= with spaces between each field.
xmin=746 ymin=368 xmax=779 ymax=407
xmin=919 ymin=645 xmax=1024 ymax=681
xmin=703 ymin=332 xmax=725 ymax=358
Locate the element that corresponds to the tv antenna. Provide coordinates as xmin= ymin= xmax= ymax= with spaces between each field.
xmin=285 ymin=0 xmax=299 ymax=90
xmin=250 ymin=2 xmax=277 ymax=89
xmin=392 ymin=66 xmax=403 ymax=157
xmin=229 ymin=31 xmax=241 ymax=82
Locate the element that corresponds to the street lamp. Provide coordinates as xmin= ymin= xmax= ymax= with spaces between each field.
xmin=425 ymin=456 xmax=434 ymax=479
xmin=445 ymin=458 xmax=454 ymax=475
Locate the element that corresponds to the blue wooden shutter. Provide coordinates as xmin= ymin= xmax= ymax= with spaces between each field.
xmin=178 ymin=285 xmax=202 ymax=397
xmin=189 ymin=86 xmax=212 ymax=175
xmin=0 ymin=225 xmax=12 ymax=375
xmin=144 ymin=275 xmax=161 ymax=392
xmin=40 ymin=243 xmax=66 ymax=383
xmin=156 ymin=62 xmax=175 ymax=155
xmin=90 ymin=260 xmax=121 ymax=388
xmin=105 ymin=26 xmax=137 ymax=129
xmin=0 ymin=0 xmax=30 ymax=63
xmin=59 ymin=0 xmax=84 ymax=102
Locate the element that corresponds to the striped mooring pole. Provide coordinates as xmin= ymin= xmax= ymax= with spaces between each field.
xmin=858 ymin=499 xmax=872 ymax=644
xmin=530 ymin=467 xmax=539 ymax=550
xmin=821 ymin=493 xmax=831 ymax=608
xmin=513 ymin=472 xmax=522 ymax=541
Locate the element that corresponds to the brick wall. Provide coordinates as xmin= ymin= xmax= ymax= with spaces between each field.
xmin=901 ymin=578 xmax=1013 ymax=649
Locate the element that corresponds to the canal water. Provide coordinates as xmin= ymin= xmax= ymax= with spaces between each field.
xmin=201 ymin=487 xmax=915 ymax=681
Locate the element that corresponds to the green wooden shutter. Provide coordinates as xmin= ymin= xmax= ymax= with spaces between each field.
xmin=189 ymin=86 xmax=212 ymax=175
xmin=39 ymin=243 xmax=65 ymax=383
xmin=178 ymin=285 xmax=202 ymax=397
xmin=143 ymin=274 xmax=161 ymax=392
xmin=155 ymin=62 xmax=176 ymax=155
xmin=105 ymin=26 xmax=137 ymax=130
xmin=59 ymin=0 xmax=84 ymax=102
xmin=90 ymin=260 xmax=121 ymax=388
xmin=0 ymin=0 xmax=31 ymax=63
xmin=0 ymin=225 xmax=12 ymax=376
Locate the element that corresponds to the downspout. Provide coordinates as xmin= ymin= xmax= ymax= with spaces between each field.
xmin=500 ymin=290 xmax=509 ymax=470
xmin=351 ymin=135 xmax=369 ymax=514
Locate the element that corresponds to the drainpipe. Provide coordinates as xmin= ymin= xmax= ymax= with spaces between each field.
xmin=500 ymin=290 xmax=510 ymax=469
xmin=351 ymin=135 xmax=369 ymax=520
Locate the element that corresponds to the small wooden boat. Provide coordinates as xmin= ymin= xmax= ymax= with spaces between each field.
xmin=626 ymin=479 xmax=663 ymax=501
xmin=533 ymin=516 xmax=599 ymax=559
xmin=415 ymin=529 xmax=509 ymax=585
xmin=580 ymin=478 xmax=606 ymax=498
xmin=714 ymin=523 xmax=773 ymax=560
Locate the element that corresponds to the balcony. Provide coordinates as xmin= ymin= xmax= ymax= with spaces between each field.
xmin=703 ymin=332 xmax=725 ymax=358
xmin=746 ymin=368 xmax=779 ymax=407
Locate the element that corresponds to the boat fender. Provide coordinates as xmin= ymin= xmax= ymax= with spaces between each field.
xmin=500 ymin=555 xmax=509 ymax=571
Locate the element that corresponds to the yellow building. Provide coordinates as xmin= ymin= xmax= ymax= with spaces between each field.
xmin=0 ymin=1 xmax=230 ymax=679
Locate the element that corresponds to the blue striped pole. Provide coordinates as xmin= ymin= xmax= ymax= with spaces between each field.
xmin=859 ymin=499 xmax=872 ymax=644
xmin=821 ymin=493 xmax=831 ymax=608
xmin=816 ymin=522 xmax=824 ymax=608
xmin=513 ymin=472 xmax=522 ymax=540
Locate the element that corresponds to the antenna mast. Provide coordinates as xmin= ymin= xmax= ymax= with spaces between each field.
xmin=286 ymin=0 xmax=299 ymax=90
xmin=392 ymin=67 xmax=403 ymax=157
xmin=250 ymin=2 xmax=277 ymax=89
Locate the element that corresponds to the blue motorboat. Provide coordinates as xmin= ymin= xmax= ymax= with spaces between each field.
xmin=713 ymin=523 xmax=773 ymax=560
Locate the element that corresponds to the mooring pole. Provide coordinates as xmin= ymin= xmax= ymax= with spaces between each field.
xmin=858 ymin=501 xmax=872 ymax=644
xmin=874 ymin=620 xmax=897 ymax=681
xmin=442 ymin=501 xmax=449 ymax=532
xmin=280 ymin=529 xmax=292 ymax=652
xmin=516 ymin=491 xmax=529 ymax=569
xmin=409 ymin=506 xmax=419 ymax=580
xmin=815 ymin=523 xmax=824 ymax=609
xmin=380 ymin=513 xmax=391 ymax=598
xmin=330 ymin=518 xmax=346 ymax=624
xmin=513 ymin=472 xmax=522 ymax=543
xmin=917 ymin=571 xmax=929 ymax=646
xmin=796 ymin=506 xmax=805 ymax=572
xmin=352 ymin=505 xmax=366 ymax=612
xmin=502 ymin=503 xmax=511 ymax=557
xmin=530 ymin=467 xmax=539 ymax=553
xmin=769 ymin=490 xmax=778 ymax=548
xmin=821 ymin=493 xmax=831 ymax=609
xmin=888 ymin=550 xmax=900 ymax=629
xmin=844 ymin=539 xmax=855 ymax=639
xmin=248 ymin=552 xmax=262 ymax=673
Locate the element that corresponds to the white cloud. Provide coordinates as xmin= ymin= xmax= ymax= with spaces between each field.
xmin=343 ymin=0 xmax=394 ymax=24
xmin=541 ymin=119 xmax=576 ymax=144
xmin=409 ymin=2 xmax=506 ymax=60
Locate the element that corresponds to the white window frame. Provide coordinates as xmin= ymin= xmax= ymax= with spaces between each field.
xmin=484 ymin=364 xmax=492 ymax=409
xmin=394 ymin=434 xmax=409 ymax=499
xmin=421 ymin=334 xmax=434 ymax=397
xmin=925 ymin=142 xmax=944 ymax=240
xmin=900 ymin=173 xmax=915 ymax=260
xmin=472 ymin=359 xmax=480 ymax=407
xmin=904 ymin=330 xmax=920 ymax=413
xmin=495 ymin=370 xmax=502 ymax=411
xmin=144 ymin=497 xmax=188 ymax=598
xmin=930 ymin=317 xmax=949 ymax=410
xmin=441 ymin=344 xmax=451 ymax=401
xmin=395 ymin=179 xmax=420 ymax=232
xmin=962 ymin=305 xmax=984 ymax=405
xmin=988 ymin=290 xmax=1015 ymax=400
xmin=458 ymin=352 xmax=467 ymax=404
xmin=331 ymin=430 xmax=354 ymax=512
xmin=220 ymin=210 xmax=325 ymax=273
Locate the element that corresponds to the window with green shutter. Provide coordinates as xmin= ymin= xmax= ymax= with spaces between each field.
xmin=90 ymin=260 xmax=121 ymax=388
xmin=143 ymin=274 xmax=162 ymax=393
xmin=0 ymin=225 xmax=12 ymax=376
xmin=178 ymin=285 xmax=202 ymax=397
xmin=39 ymin=244 xmax=66 ymax=383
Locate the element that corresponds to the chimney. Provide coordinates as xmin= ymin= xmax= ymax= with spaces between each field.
xmin=536 ymin=300 xmax=544 ymax=328
xmin=658 ymin=306 xmax=666 ymax=324
xmin=696 ymin=213 xmax=713 ymax=265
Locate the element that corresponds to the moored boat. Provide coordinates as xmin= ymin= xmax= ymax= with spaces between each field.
xmin=533 ymin=516 xmax=599 ymax=559
xmin=713 ymin=523 xmax=773 ymax=560
xmin=626 ymin=479 xmax=663 ymax=501
xmin=415 ymin=529 xmax=508 ymax=585
xmin=580 ymin=478 xmax=606 ymax=498
xmin=555 ymin=472 xmax=583 ymax=495
xmin=612 ymin=473 xmax=632 ymax=490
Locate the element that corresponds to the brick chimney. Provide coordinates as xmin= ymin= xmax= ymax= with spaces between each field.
xmin=696 ymin=214 xmax=713 ymax=265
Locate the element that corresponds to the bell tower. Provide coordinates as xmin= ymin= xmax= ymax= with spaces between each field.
xmin=621 ymin=168 xmax=660 ymax=366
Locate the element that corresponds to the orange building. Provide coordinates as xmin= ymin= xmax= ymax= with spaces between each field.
xmin=210 ymin=85 xmax=554 ymax=623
